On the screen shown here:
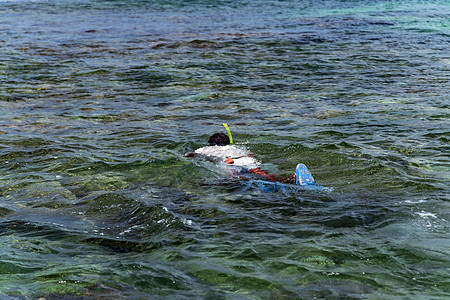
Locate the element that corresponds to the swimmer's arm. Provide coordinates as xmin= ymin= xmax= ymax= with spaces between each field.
xmin=185 ymin=152 xmax=196 ymax=157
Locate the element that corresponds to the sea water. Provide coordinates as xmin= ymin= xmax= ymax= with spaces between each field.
xmin=0 ymin=0 xmax=449 ymax=298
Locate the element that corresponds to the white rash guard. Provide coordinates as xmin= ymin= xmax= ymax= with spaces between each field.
xmin=194 ymin=145 xmax=259 ymax=170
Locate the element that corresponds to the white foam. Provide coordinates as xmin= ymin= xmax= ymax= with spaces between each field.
xmin=416 ymin=211 xmax=437 ymax=218
xmin=404 ymin=199 xmax=426 ymax=204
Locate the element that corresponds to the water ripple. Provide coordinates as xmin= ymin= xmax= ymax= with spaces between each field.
xmin=1 ymin=0 xmax=449 ymax=298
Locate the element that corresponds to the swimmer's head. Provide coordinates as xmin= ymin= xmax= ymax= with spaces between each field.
xmin=208 ymin=133 xmax=230 ymax=146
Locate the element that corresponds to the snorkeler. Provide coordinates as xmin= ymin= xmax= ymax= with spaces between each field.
xmin=185 ymin=124 xmax=316 ymax=186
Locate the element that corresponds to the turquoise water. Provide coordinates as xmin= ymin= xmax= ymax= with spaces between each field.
xmin=1 ymin=0 xmax=449 ymax=298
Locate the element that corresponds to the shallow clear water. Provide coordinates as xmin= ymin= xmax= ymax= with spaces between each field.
xmin=1 ymin=0 xmax=449 ymax=298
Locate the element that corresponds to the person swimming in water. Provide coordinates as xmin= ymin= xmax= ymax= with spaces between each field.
xmin=185 ymin=130 xmax=316 ymax=186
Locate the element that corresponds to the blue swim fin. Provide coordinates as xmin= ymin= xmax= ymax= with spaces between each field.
xmin=295 ymin=163 xmax=316 ymax=186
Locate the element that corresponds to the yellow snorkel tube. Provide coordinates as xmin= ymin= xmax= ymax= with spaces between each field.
xmin=223 ymin=123 xmax=233 ymax=144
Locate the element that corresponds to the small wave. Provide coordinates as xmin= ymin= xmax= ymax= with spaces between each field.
xmin=416 ymin=211 xmax=437 ymax=219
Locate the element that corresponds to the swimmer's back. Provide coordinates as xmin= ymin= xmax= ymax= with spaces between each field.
xmin=194 ymin=145 xmax=259 ymax=168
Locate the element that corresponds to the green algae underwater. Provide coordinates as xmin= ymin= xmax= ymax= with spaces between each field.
xmin=1 ymin=0 xmax=449 ymax=299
